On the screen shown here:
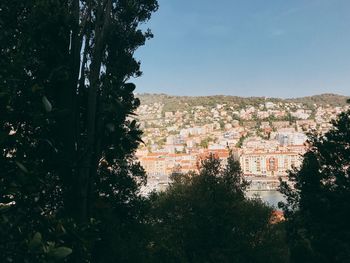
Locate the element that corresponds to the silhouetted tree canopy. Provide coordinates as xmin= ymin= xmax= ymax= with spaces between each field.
xmin=279 ymin=108 xmax=350 ymax=263
xmin=148 ymin=154 xmax=289 ymax=263
xmin=0 ymin=0 xmax=158 ymax=262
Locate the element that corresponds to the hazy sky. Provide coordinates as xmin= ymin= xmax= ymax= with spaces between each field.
xmin=133 ymin=0 xmax=350 ymax=98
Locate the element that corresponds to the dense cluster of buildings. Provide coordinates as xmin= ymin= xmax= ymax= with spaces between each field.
xmin=135 ymin=98 xmax=349 ymax=193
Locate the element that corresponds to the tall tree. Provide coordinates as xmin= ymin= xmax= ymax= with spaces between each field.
xmin=1 ymin=0 xmax=158 ymax=261
xmin=148 ymin=154 xmax=289 ymax=263
xmin=279 ymin=107 xmax=350 ymax=263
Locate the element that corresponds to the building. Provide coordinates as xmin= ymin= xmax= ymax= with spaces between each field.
xmin=239 ymin=150 xmax=303 ymax=177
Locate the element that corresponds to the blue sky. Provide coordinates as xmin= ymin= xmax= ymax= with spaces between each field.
xmin=133 ymin=0 xmax=350 ymax=98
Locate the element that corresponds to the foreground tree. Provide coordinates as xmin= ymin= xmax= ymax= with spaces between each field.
xmin=0 ymin=0 xmax=158 ymax=262
xmin=279 ymin=107 xmax=350 ymax=263
xmin=148 ymin=154 xmax=289 ymax=263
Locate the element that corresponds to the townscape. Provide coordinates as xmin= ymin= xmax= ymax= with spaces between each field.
xmin=136 ymin=93 xmax=350 ymax=193
xmin=2 ymin=1 xmax=350 ymax=262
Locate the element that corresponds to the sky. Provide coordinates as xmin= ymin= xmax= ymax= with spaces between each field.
xmin=133 ymin=0 xmax=350 ymax=98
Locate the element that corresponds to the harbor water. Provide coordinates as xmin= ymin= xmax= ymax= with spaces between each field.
xmin=246 ymin=190 xmax=285 ymax=209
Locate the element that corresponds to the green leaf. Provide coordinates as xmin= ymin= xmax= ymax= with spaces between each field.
xmin=42 ymin=96 xmax=52 ymax=112
xmin=125 ymin=111 xmax=137 ymax=116
xmin=50 ymin=247 xmax=72 ymax=259
xmin=15 ymin=161 xmax=29 ymax=173
xmin=130 ymin=120 xmax=137 ymax=129
xmin=28 ymin=232 xmax=42 ymax=250
xmin=136 ymin=137 xmax=145 ymax=144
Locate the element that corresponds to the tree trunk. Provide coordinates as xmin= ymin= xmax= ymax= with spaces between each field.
xmin=57 ymin=0 xmax=83 ymax=221
xmin=76 ymin=0 xmax=112 ymax=222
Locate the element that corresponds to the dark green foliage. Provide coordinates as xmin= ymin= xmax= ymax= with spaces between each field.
xmin=0 ymin=0 xmax=158 ymax=262
xmin=138 ymin=93 xmax=350 ymax=113
xmin=199 ymin=136 xmax=213 ymax=149
xmin=148 ymin=154 xmax=289 ymax=263
xmin=236 ymin=135 xmax=246 ymax=148
xmin=279 ymin=108 xmax=350 ymax=263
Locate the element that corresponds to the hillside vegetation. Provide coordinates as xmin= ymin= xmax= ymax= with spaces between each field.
xmin=137 ymin=93 xmax=349 ymax=112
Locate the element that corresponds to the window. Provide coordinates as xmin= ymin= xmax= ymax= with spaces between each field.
xmin=256 ymin=158 xmax=261 ymax=172
xmin=268 ymin=157 xmax=277 ymax=171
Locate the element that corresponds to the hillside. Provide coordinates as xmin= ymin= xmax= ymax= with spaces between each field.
xmin=137 ymin=93 xmax=349 ymax=112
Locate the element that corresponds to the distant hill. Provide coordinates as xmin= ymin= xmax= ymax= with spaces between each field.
xmin=137 ymin=93 xmax=349 ymax=112
xmin=286 ymin=93 xmax=349 ymax=107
